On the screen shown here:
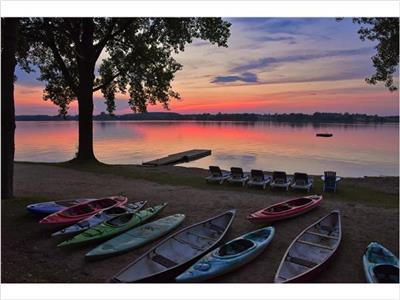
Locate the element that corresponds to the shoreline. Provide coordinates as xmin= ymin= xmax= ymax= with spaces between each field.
xmin=15 ymin=119 xmax=400 ymax=126
xmin=14 ymin=160 xmax=400 ymax=181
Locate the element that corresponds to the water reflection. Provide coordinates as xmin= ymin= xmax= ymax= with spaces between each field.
xmin=15 ymin=121 xmax=399 ymax=177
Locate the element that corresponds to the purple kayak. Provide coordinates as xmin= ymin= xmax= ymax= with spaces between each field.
xmin=26 ymin=198 xmax=95 ymax=215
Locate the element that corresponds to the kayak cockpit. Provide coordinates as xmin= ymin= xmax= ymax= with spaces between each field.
xmin=105 ymin=206 xmax=128 ymax=215
xmin=373 ymin=264 xmax=399 ymax=283
xmin=88 ymin=198 xmax=119 ymax=209
xmin=61 ymin=198 xmax=118 ymax=217
xmin=244 ymin=227 xmax=273 ymax=243
xmin=265 ymin=198 xmax=313 ymax=213
xmin=62 ymin=205 xmax=94 ymax=216
xmin=216 ymin=239 xmax=255 ymax=257
xmin=106 ymin=213 xmax=134 ymax=227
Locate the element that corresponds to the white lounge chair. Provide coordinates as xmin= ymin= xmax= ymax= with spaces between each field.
xmin=270 ymin=171 xmax=292 ymax=191
xmin=291 ymin=172 xmax=313 ymax=192
xmin=205 ymin=166 xmax=230 ymax=184
xmin=227 ymin=167 xmax=249 ymax=187
xmin=247 ymin=169 xmax=271 ymax=189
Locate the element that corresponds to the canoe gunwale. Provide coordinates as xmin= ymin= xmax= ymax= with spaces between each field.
xmin=110 ymin=209 xmax=236 ymax=283
xmin=274 ymin=210 xmax=342 ymax=283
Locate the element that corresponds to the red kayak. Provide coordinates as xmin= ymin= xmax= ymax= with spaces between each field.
xmin=39 ymin=196 xmax=128 ymax=226
xmin=247 ymin=195 xmax=322 ymax=223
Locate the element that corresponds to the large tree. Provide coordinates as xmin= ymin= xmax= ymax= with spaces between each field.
xmin=351 ymin=18 xmax=399 ymax=91
xmin=1 ymin=18 xmax=18 ymax=198
xmin=21 ymin=18 xmax=231 ymax=161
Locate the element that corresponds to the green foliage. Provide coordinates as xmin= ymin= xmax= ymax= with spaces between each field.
xmin=19 ymin=18 xmax=231 ymax=116
xmin=352 ymin=18 xmax=399 ymax=91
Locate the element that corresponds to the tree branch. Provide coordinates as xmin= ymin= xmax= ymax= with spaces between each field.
xmin=92 ymin=71 xmax=121 ymax=92
xmin=93 ymin=19 xmax=131 ymax=60
xmin=44 ymin=25 xmax=79 ymax=95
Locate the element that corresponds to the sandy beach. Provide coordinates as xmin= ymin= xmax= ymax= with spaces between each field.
xmin=2 ymin=162 xmax=399 ymax=283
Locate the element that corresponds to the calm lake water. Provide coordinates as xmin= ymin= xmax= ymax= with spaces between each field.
xmin=15 ymin=121 xmax=399 ymax=177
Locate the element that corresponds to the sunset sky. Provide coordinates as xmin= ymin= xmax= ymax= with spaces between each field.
xmin=14 ymin=18 xmax=399 ymax=116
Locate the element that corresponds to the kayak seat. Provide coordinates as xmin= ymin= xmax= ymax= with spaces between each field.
xmin=151 ymin=252 xmax=178 ymax=268
xmin=297 ymin=239 xmax=335 ymax=250
xmin=218 ymin=239 xmax=254 ymax=256
xmin=287 ymin=256 xmax=318 ymax=268
xmin=208 ymin=223 xmax=224 ymax=235
xmin=315 ymin=224 xmax=335 ymax=235
xmin=173 ymin=237 xmax=205 ymax=251
xmin=306 ymin=231 xmax=339 ymax=240
xmin=187 ymin=231 xmax=217 ymax=241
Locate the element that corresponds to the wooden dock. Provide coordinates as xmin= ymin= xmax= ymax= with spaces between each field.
xmin=142 ymin=149 xmax=211 ymax=166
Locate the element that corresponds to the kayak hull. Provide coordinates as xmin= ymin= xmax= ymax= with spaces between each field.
xmin=39 ymin=196 xmax=128 ymax=226
xmin=58 ymin=203 xmax=167 ymax=247
xmin=175 ymin=226 xmax=275 ymax=282
xmin=85 ymin=214 xmax=185 ymax=260
xmin=363 ymin=242 xmax=399 ymax=283
xmin=248 ymin=195 xmax=322 ymax=223
xmin=110 ymin=210 xmax=236 ymax=283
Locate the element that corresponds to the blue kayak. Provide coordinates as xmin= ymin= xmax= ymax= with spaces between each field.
xmin=26 ymin=198 xmax=93 ymax=215
xmin=175 ymin=226 xmax=275 ymax=282
xmin=363 ymin=242 xmax=399 ymax=283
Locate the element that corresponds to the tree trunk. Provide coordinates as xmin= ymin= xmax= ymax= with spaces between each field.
xmin=1 ymin=18 xmax=18 ymax=198
xmin=76 ymin=83 xmax=96 ymax=162
xmin=75 ymin=18 xmax=97 ymax=162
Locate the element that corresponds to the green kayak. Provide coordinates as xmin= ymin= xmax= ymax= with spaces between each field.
xmin=85 ymin=214 xmax=185 ymax=260
xmin=58 ymin=203 xmax=167 ymax=247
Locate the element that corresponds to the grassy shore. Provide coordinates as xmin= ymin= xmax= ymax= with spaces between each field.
xmin=18 ymin=160 xmax=400 ymax=207
xmin=2 ymin=161 xmax=399 ymax=283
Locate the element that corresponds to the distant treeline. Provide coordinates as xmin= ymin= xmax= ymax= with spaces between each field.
xmin=16 ymin=112 xmax=399 ymax=123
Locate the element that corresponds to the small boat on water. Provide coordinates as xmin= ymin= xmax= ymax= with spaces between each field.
xmin=110 ymin=209 xmax=236 ymax=283
xmin=52 ymin=201 xmax=147 ymax=237
xmin=316 ymin=133 xmax=333 ymax=137
xmin=39 ymin=196 xmax=128 ymax=226
xmin=27 ymin=198 xmax=93 ymax=215
xmin=247 ymin=195 xmax=322 ymax=223
xmin=175 ymin=226 xmax=275 ymax=283
xmin=58 ymin=203 xmax=167 ymax=247
xmin=274 ymin=210 xmax=341 ymax=283
xmin=85 ymin=214 xmax=185 ymax=260
xmin=363 ymin=242 xmax=399 ymax=283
